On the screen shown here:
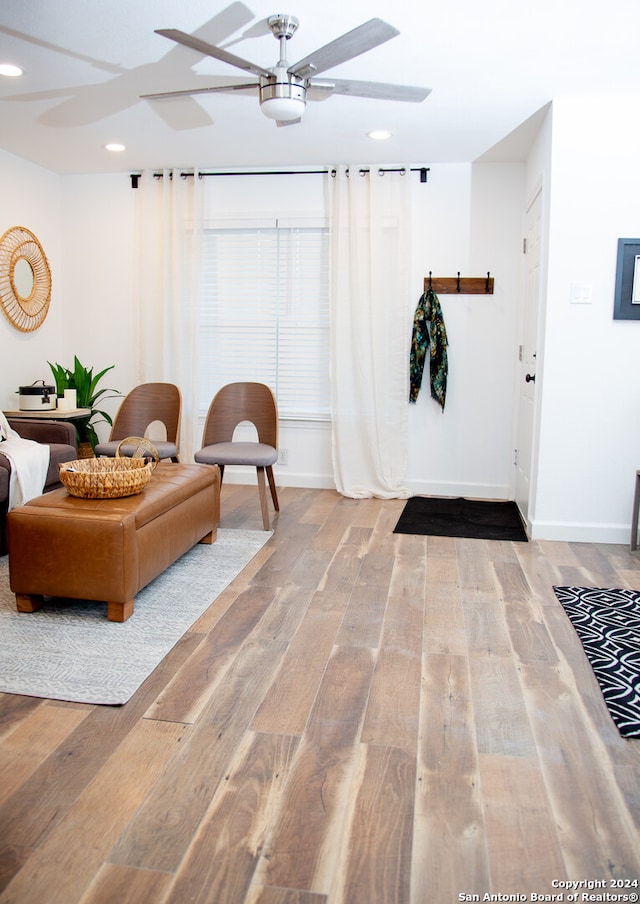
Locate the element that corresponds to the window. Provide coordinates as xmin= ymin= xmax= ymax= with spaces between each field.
xmin=198 ymin=220 xmax=330 ymax=420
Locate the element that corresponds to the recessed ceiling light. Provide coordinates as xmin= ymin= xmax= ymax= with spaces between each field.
xmin=367 ymin=130 xmax=392 ymax=141
xmin=0 ymin=64 xmax=23 ymax=78
xmin=104 ymin=143 xmax=126 ymax=153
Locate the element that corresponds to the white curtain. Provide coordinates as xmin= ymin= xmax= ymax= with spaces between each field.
xmin=134 ymin=170 xmax=204 ymax=462
xmin=328 ymin=166 xmax=411 ymax=498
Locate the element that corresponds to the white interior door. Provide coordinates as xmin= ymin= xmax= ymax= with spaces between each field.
xmin=514 ymin=187 xmax=542 ymax=526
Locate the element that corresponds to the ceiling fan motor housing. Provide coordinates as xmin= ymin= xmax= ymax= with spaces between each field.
xmin=259 ymin=69 xmax=307 ymax=120
xmin=267 ymin=14 xmax=299 ymax=39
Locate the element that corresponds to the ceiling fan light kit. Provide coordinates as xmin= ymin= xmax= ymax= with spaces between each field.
xmin=145 ymin=13 xmax=430 ymax=127
xmin=259 ymin=70 xmax=307 ymax=122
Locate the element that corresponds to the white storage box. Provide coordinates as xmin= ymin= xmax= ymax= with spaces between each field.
xmin=17 ymin=381 xmax=57 ymax=410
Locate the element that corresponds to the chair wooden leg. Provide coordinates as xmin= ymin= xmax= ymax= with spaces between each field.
xmin=256 ymin=467 xmax=271 ymax=530
xmin=266 ymin=466 xmax=279 ymax=511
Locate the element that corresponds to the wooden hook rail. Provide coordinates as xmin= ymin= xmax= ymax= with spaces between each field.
xmin=424 ymin=272 xmax=494 ymax=295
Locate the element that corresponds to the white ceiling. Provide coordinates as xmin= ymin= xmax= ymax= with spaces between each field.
xmin=1 ymin=0 xmax=639 ymax=176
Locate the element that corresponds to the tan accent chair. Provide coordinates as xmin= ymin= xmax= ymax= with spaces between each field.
xmin=95 ymin=382 xmax=181 ymax=462
xmin=195 ymin=382 xmax=279 ymax=530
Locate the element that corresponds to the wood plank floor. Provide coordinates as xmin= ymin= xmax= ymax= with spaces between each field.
xmin=0 ymin=485 xmax=639 ymax=903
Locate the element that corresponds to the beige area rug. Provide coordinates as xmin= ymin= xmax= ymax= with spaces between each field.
xmin=0 ymin=529 xmax=271 ymax=705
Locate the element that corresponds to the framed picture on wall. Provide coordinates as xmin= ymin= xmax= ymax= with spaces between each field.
xmin=613 ymin=238 xmax=640 ymax=320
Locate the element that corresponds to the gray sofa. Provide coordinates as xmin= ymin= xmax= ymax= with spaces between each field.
xmin=0 ymin=417 xmax=77 ymax=555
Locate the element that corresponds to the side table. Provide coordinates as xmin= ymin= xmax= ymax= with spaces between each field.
xmin=3 ymin=408 xmax=92 ymax=422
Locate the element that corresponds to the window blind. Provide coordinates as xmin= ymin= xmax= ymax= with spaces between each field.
xmin=199 ymin=222 xmax=330 ymax=420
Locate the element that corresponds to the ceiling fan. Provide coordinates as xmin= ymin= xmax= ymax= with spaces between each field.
xmin=142 ymin=14 xmax=431 ymax=126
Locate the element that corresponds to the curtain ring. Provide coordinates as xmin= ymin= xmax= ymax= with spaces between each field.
xmin=378 ymin=168 xmax=385 ymax=176
xmin=359 ymin=169 xmax=367 ymax=177
xmin=400 ymin=167 xmax=407 ymax=176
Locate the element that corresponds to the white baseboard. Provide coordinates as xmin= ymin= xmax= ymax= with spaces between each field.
xmin=404 ymin=479 xmax=511 ymax=500
xmin=223 ymin=468 xmax=335 ymax=491
xmin=225 ymin=472 xmax=511 ymax=498
xmin=530 ymin=519 xmax=633 ymax=545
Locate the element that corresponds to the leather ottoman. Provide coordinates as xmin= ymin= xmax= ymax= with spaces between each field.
xmin=7 ymin=462 xmax=220 ymax=621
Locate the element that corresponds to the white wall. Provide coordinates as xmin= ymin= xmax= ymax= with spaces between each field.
xmin=0 ymin=155 xmax=135 ymax=426
xmin=0 ymin=149 xmax=64 ymax=408
xmin=406 ymin=162 xmax=524 ymax=497
xmin=59 ymin=174 xmax=137 ymax=430
xmin=531 ymin=97 xmax=640 ymax=542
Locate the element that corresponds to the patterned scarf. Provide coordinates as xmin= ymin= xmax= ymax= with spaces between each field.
xmin=409 ymin=287 xmax=448 ymax=410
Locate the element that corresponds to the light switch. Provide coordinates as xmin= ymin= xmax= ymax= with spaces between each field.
xmin=570 ymin=283 xmax=592 ymax=304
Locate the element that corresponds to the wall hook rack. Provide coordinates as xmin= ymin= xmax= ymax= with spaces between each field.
xmin=425 ymin=271 xmax=494 ymax=295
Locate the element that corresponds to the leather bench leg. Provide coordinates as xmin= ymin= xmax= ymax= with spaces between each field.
xmin=107 ymin=599 xmax=134 ymax=622
xmin=16 ymin=593 xmax=44 ymax=613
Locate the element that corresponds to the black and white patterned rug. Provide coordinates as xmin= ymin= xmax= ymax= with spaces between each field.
xmin=553 ymin=586 xmax=640 ymax=738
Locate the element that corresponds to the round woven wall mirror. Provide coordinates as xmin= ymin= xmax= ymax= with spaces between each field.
xmin=0 ymin=225 xmax=52 ymax=332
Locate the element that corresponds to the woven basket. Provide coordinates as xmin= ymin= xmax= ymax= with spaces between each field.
xmin=59 ymin=457 xmax=155 ymax=499
xmin=115 ymin=436 xmax=160 ymax=465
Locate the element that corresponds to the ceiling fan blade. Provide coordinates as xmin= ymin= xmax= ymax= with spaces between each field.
xmin=155 ymin=28 xmax=271 ymax=79
xmin=314 ymin=78 xmax=431 ymax=103
xmin=142 ymin=82 xmax=258 ymax=101
xmin=306 ymin=83 xmax=336 ymax=102
xmin=289 ymin=18 xmax=399 ymax=79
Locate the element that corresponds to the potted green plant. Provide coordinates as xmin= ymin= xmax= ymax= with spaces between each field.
xmin=48 ymin=356 xmax=120 ymax=456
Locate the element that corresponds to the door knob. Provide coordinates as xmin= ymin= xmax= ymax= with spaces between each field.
xmin=525 ymin=373 xmax=536 ymax=383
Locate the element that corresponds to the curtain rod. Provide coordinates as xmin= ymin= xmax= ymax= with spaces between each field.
xmin=129 ymin=166 xmax=429 ymax=188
